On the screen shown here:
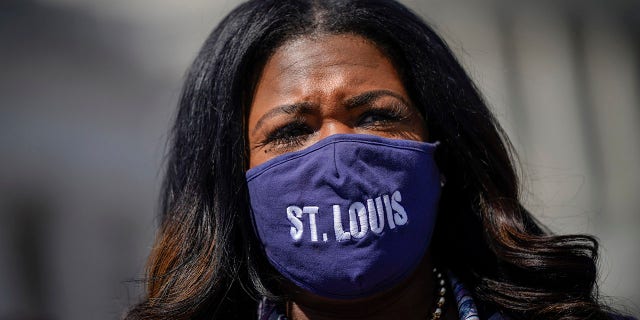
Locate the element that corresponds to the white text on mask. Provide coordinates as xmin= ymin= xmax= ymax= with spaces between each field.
xmin=286 ymin=190 xmax=407 ymax=243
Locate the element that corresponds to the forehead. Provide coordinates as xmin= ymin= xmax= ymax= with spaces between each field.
xmin=251 ymin=34 xmax=406 ymax=105
xmin=267 ymin=34 xmax=390 ymax=76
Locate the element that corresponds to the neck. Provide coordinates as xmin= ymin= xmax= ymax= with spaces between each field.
xmin=284 ymin=255 xmax=457 ymax=320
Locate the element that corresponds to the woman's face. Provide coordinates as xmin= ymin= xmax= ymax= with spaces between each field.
xmin=248 ymin=34 xmax=428 ymax=168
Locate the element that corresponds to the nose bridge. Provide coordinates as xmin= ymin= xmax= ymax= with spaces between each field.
xmin=317 ymin=120 xmax=355 ymax=140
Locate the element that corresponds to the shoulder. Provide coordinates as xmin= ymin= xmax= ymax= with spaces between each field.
xmin=482 ymin=311 xmax=637 ymax=320
xmin=481 ymin=309 xmax=637 ymax=320
xmin=609 ymin=315 xmax=637 ymax=320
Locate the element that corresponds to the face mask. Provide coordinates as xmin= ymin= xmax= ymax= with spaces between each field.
xmin=246 ymin=133 xmax=441 ymax=299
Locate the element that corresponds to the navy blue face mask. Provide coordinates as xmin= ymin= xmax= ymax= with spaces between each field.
xmin=246 ymin=134 xmax=441 ymax=299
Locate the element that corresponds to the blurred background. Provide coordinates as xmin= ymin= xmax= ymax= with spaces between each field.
xmin=1 ymin=0 xmax=639 ymax=318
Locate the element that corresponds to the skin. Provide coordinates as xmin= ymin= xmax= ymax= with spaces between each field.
xmin=247 ymin=34 xmax=457 ymax=320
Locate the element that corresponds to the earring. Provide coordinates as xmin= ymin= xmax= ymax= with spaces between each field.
xmin=440 ymin=174 xmax=446 ymax=187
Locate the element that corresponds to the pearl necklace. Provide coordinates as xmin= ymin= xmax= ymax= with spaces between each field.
xmin=282 ymin=267 xmax=449 ymax=319
xmin=429 ymin=267 xmax=447 ymax=320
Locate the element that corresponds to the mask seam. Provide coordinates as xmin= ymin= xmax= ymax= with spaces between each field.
xmin=332 ymin=142 xmax=337 ymax=179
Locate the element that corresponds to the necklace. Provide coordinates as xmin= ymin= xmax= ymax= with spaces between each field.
xmin=429 ymin=267 xmax=447 ymax=320
xmin=281 ymin=267 xmax=449 ymax=320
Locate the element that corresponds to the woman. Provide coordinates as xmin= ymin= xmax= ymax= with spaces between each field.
xmin=126 ymin=0 xmax=633 ymax=319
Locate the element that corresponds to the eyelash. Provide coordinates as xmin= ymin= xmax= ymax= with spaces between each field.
xmin=259 ymin=105 xmax=409 ymax=151
xmin=259 ymin=120 xmax=313 ymax=150
xmin=357 ymin=104 xmax=408 ymax=127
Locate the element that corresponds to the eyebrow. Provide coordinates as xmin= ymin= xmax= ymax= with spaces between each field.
xmin=343 ymin=89 xmax=410 ymax=110
xmin=252 ymin=89 xmax=410 ymax=135
xmin=253 ymin=102 xmax=316 ymax=134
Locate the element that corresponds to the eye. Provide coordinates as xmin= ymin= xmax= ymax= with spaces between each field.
xmin=259 ymin=120 xmax=314 ymax=151
xmin=357 ymin=104 xmax=408 ymax=128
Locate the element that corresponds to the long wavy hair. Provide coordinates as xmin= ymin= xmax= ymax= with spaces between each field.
xmin=125 ymin=0 xmax=613 ymax=319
